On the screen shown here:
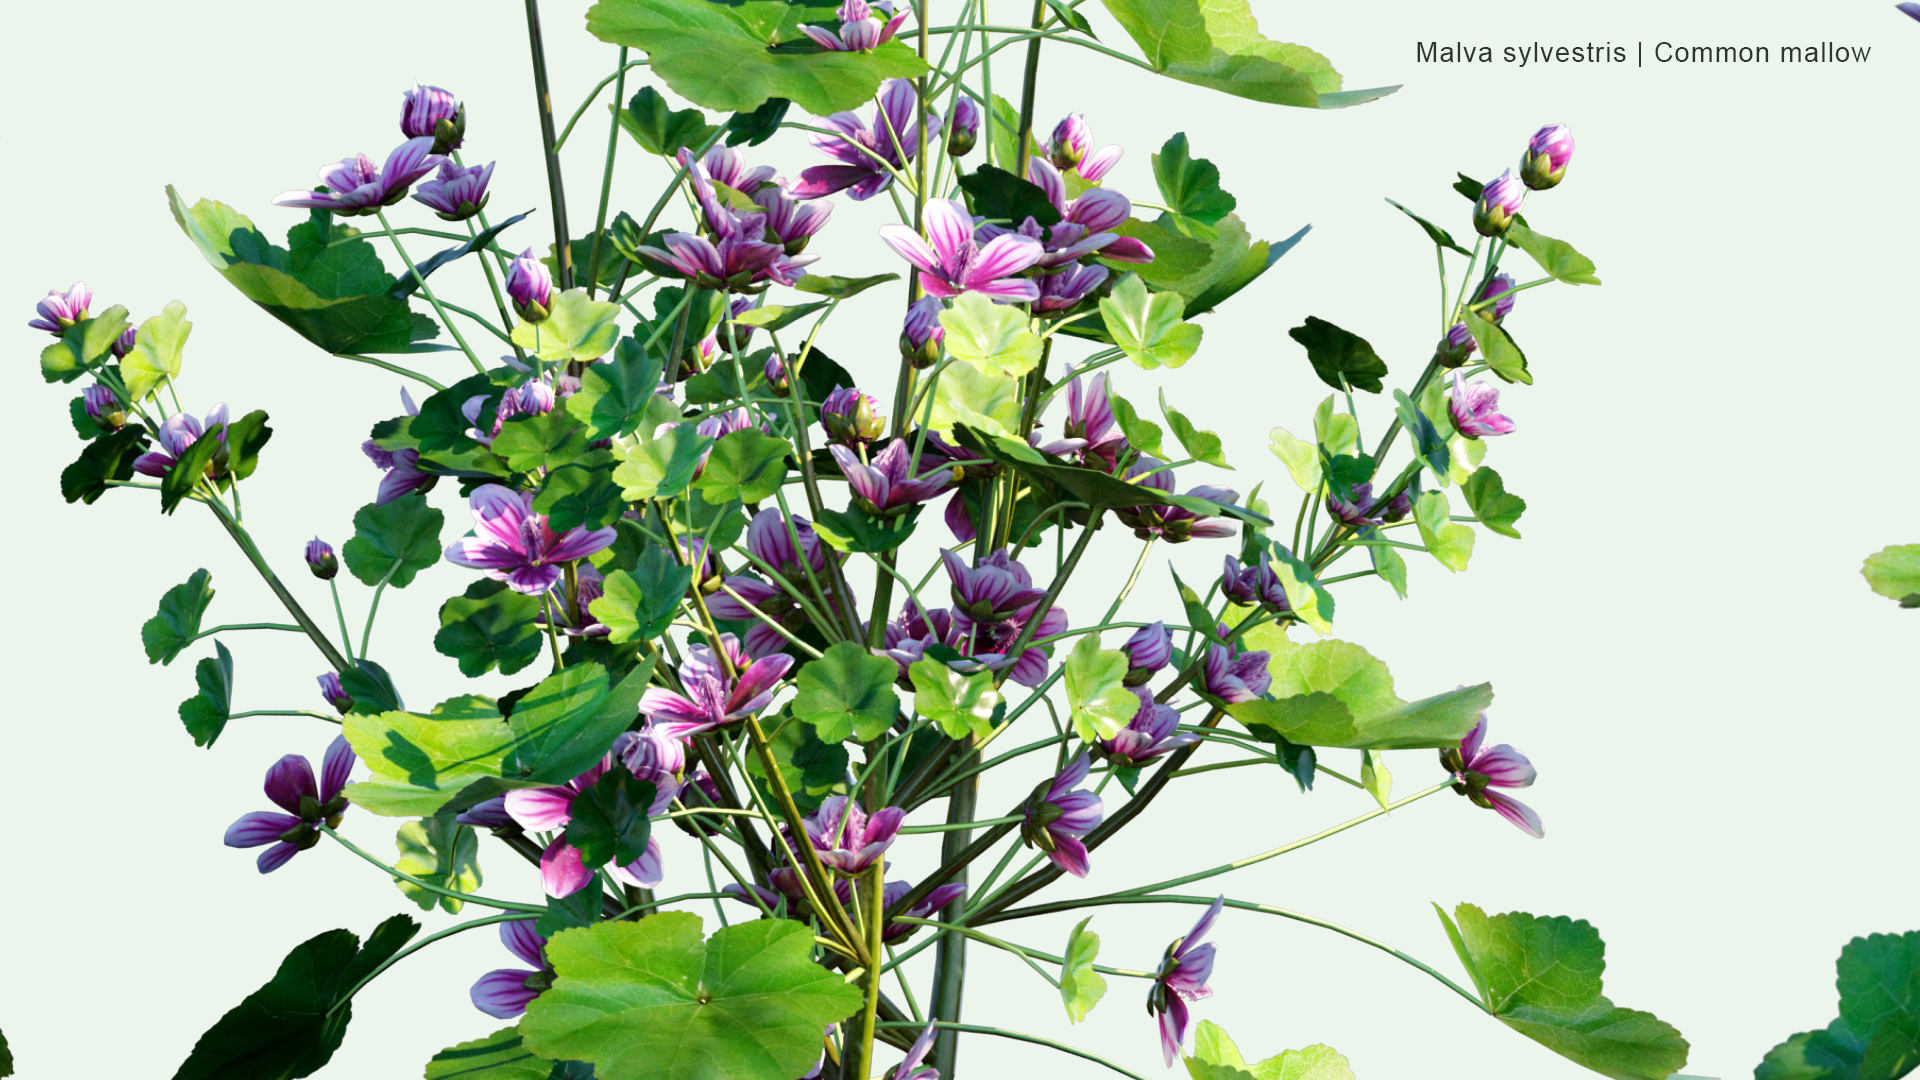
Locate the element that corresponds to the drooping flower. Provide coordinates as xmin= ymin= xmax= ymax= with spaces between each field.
xmin=832 ymin=440 xmax=957 ymax=516
xmin=505 ymin=247 xmax=553 ymax=321
xmin=272 ymin=137 xmax=444 ymax=216
xmin=1033 ymin=261 xmax=1110 ymax=313
xmin=317 ymin=672 xmax=353 ymax=715
xmin=504 ymin=751 xmax=678 ymax=897
xmin=947 ymin=95 xmax=980 ymax=157
xmin=1047 ymin=114 xmax=1123 ymax=182
xmin=1113 ymin=457 xmax=1240 ymax=543
xmin=880 ymin=880 xmax=969 ymax=942
xmin=1476 ymin=271 xmax=1518 ymax=323
xmin=822 ymin=386 xmax=886 ymax=446
xmin=222 ymin=735 xmax=355 ymax=873
xmin=942 ymin=547 xmax=1046 ymax=622
xmin=1441 ymin=710 xmax=1543 ymax=837
xmin=1472 ymin=168 xmax=1527 ymax=237
xmin=132 ymin=404 xmax=230 ymax=479
xmin=470 ymin=920 xmax=550 ymax=1019
xmin=792 ymin=79 xmax=928 ymax=201
xmin=412 ymin=158 xmax=494 ymax=221
xmin=1020 ymin=158 xmax=1153 ymax=264
xmin=1122 ymin=621 xmax=1171 ymax=684
xmin=82 ymin=383 xmax=126 ymax=431
xmin=900 ymin=295 xmax=944 ymax=366
xmin=1201 ymin=641 xmax=1270 ymax=704
xmin=879 ymin=199 xmax=1043 ymax=301
xmin=400 ymin=83 xmax=465 ymax=152
xmin=639 ymin=633 xmax=796 ymax=739
xmin=1447 ymin=371 xmax=1515 ymax=439
xmin=1148 ymin=895 xmax=1224 ymax=1066
xmin=799 ymin=0 xmax=911 ymax=51
xmin=456 ymin=796 xmax=515 ymax=830
xmin=29 ymin=282 xmax=90 ymax=335
xmin=801 ymin=795 xmax=906 ymax=875
xmin=1435 ymin=321 xmax=1477 ymax=368
xmin=443 ymin=485 xmax=618 ymax=594
xmin=1021 ymin=753 xmax=1104 ymax=877
xmin=939 ymin=547 xmax=1069 ymax=684
xmin=1520 ymin=123 xmax=1574 ymax=190
xmin=1101 ymin=687 xmax=1198 ymax=767
xmin=894 ymin=1021 xmax=942 ymax=1080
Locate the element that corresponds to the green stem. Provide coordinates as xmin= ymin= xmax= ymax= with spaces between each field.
xmin=555 ymin=59 xmax=649 ymax=151
xmin=335 ymin=354 xmax=449 ymax=391
xmin=899 ymin=814 xmax=1024 ymax=833
xmin=583 ymin=47 xmax=629 ymax=303
xmin=374 ymin=209 xmax=485 ymax=376
xmin=359 ymin=568 xmax=395 ymax=659
xmin=875 ymin=1021 xmax=1154 ymax=1080
xmin=228 ymin=710 xmax=341 ymax=723
xmin=329 ymin=579 xmax=355 ymax=663
xmin=523 ymin=0 xmax=573 ymax=290
xmin=192 ymin=622 xmax=304 ymax=640
xmin=205 ymin=500 xmax=349 ymax=672
xmin=326 ymin=911 xmax=535 ymax=1017
xmin=321 ymin=825 xmax=546 ymax=912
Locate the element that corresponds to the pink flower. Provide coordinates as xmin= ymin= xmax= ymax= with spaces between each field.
xmin=28 ymin=282 xmax=91 ymax=335
xmin=1441 ymin=710 xmax=1542 ymax=838
xmin=503 ymin=738 xmax=678 ymax=897
xmin=1447 ymin=371 xmax=1515 ymax=439
xmin=1020 ymin=753 xmax=1104 ymax=877
xmin=443 ymin=484 xmax=618 ymax=594
xmin=879 ymin=199 xmax=1043 ymax=302
xmin=799 ymin=0 xmax=911 ymax=51
xmin=1148 ymin=895 xmax=1224 ymax=1066
xmin=638 ymin=633 xmax=796 ymax=739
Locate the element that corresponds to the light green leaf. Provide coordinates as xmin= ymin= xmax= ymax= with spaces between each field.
xmin=343 ymin=493 xmax=445 ymax=589
xmin=143 ymin=568 xmax=215 ymax=666
xmin=732 ymin=301 xmax=830 ymax=331
xmin=1063 ymin=635 xmax=1138 ymax=743
xmin=1228 ymin=627 xmax=1489 ymax=749
xmin=1461 ymin=309 xmax=1531 ymax=385
xmin=1862 ymin=545 xmax=1920 ymax=609
xmin=1185 ymin=1022 xmax=1356 ymax=1080
xmin=513 ymin=290 xmax=621 ymax=364
xmin=1101 ymin=272 xmax=1202 ymax=369
xmin=794 ymin=273 xmax=900 ymax=299
xmin=1394 ymin=388 xmax=1450 ymax=478
xmin=521 ymin=913 xmax=863 ymax=1080
xmin=1267 ymin=426 xmax=1319 ymax=492
xmin=1095 ymin=0 xmax=1395 ymax=109
xmin=424 ymin=1027 xmax=559 ymax=1079
xmin=613 ymin=423 xmax=713 ymax=501
xmin=1269 ymin=547 xmax=1333 ymax=635
xmin=1462 ymin=467 xmax=1525 ymax=539
xmin=1109 ymin=390 xmax=1166 ymax=459
xmin=1160 ymin=390 xmax=1229 ymax=468
xmin=342 ymin=698 xmax=517 ymax=817
xmin=1061 ymin=917 xmax=1107 ymax=1023
xmin=926 ymin=361 xmax=1022 ymax=438
xmin=505 ymin=660 xmax=659 ymax=784
xmin=910 ymin=659 xmax=1002 ymax=740
xmin=940 ymin=292 xmax=1043 ymax=377
xmin=694 ymin=429 xmax=790 ymax=505
xmin=1505 ymin=222 xmax=1601 ymax=285
xmin=1413 ymin=491 xmax=1475 ymax=572
xmin=1361 ymin=749 xmax=1392 ymax=809
xmin=394 ymin=814 xmax=482 ymax=914
xmin=40 ymin=305 xmax=130 ymax=384
xmin=1312 ymin=395 xmax=1360 ymax=458
xmin=1370 ymin=537 xmax=1408 ymax=599
xmin=792 ymin=642 xmax=901 ymax=743
xmin=178 ymin=640 xmax=235 ymax=748
xmin=1442 ymin=903 xmax=1691 ymax=1080
xmin=121 ymin=301 xmax=192 ymax=403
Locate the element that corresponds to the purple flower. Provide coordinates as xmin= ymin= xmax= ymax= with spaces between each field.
xmin=799 ymin=0 xmax=911 ymax=51
xmin=947 ymin=553 xmax=1068 ymax=688
xmin=881 ymin=879 xmax=969 ymax=942
xmin=304 ymin=537 xmax=338 ymax=580
xmin=822 ymin=386 xmax=886 ymax=446
xmin=792 ymin=79 xmax=927 ymax=201
xmin=1113 ymin=457 xmax=1240 ymax=543
xmin=1148 ymin=895 xmax=1224 ymax=1066
xmin=1447 ymin=372 xmax=1515 ymax=439
xmin=470 ymin=920 xmax=550 ymax=1019
xmin=1202 ymin=641 xmax=1270 ymax=704
xmin=272 ymin=137 xmax=444 ymax=217
xmin=619 ymin=726 xmax=687 ymax=787
xmin=1220 ymin=553 xmax=1290 ymax=613
xmin=942 ymin=547 xmax=1046 ymax=622
xmin=832 ymin=440 xmax=957 ymax=516
xmin=29 ymin=282 xmax=90 ymax=335
xmin=534 ymin=562 xmax=610 ymax=638
xmin=133 ymin=403 xmax=229 ymax=479
xmin=82 ymin=384 xmax=125 ymax=431
xmin=369 ymin=446 xmax=435 ymax=504
xmin=504 ymin=754 xmax=677 ymax=897
xmin=1520 ymin=124 xmax=1574 ymax=190
xmin=1472 ymin=168 xmax=1527 ymax=237
xmin=894 ymin=1021 xmax=941 ymax=1080
xmin=881 ymin=600 xmax=967 ymax=682
xmin=1122 ymin=621 xmax=1171 ymax=684
xmin=1047 ymin=114 xmax=1123 ymax=183
xmin=1101 ymin=687 xmax=1197 ymax=767
xmin=639 ymin=634 xmax=796 ymax=739
xmin=753 ymin=181 xmax=834 ymax=256
xmin=1476 ymin=272 xmax=1518 ymax=323
xmin=444 ymin=484 xmax=618 ymax=594
xmin=948 ymin=95 xmax=981 ymax=157
xmin=1903 ymin=1 xmax=1920 ymax=20
xmin=1033 ymin=262 xmax=1110 ymax=313
xmin=1435 ymin=321 xmax=1478 ymax=368
xmin=1021 ymin=753 xmax=1103 ymax=877
xmin=900 ymin=295 xmax=944 ymax=365
xmin=802 ymin=795 xmax=906 ymax=875
xmin=1061 ymin=368 xmax=1128 ymax=471
xmin=401 ymin=83 xmax=464 ymax=152
xmin=879 ymin=199 xmax=1043 ymax=301
xmin=412 ymin=158 xmax=493 ymax=221
xmin=993 ymin=158 xmax=1152 ymax=266
xmin=1441 ymin=710 xmax=1542 ymax=838
xmin=506 ymin=247 xmax=553 ymax=321
xmin=222 ymin=735 xmax=354 ymax=874
xmin=1325 ymin=481 xmax=1385 ymax=530
xmin=764 ymin=353 xmax=791 ymax=391
xmin=111 ymin=325 xmax=138 ymax=359
xmin=639 ymin=217 xmax=814 ymax=294
xmin=748 ymin=507 xmax=829 ymax=576
xmin=317 ymin=672 xmax=353 ymax=715
xmin=456 ymin=796 xmax=515 ymax=830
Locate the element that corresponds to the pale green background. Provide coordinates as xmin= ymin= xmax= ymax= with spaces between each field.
xmin=2 ymin=1 xmax=1915 ymax=1077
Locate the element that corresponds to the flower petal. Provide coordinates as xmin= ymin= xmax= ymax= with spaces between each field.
xmin=539 ymin=837 xmax=595 ymax=897
xmin=224 ymin=811 xmax=303 ymax=848
xmin=500 ymin=918 xmax=548 ymax=968
xmin=470 ymin=968 xmax=541 ymax=1019
xmin=256 ymin=842 xmax=302 ymax=874
xmin=505 ymin=786 xmax=576 ymax=831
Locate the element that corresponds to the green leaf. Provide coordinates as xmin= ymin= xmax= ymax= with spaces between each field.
xmin=1101 ymin=272 xmax=1202 ymax=369
xmin=1185 ymin=1022 xmax=1357 ymax=1080
xmin=1061 ymin=917 xmax=1107 ymax=1023
xmin=1462 ymin=467 xmax=1526 ymax=539
xmin=223 ymin=409 xmax=274 ymax=482
xmin=178 ymin=640 xmax=235 ymax=748
xmin=159 ymin=429 xmax=221 ymax=515
xmin=584 ymin=0 xmax=931 ymax=116
xmin=794 ymin=272 xmax=900 ymax=299
xmin=513 ymin=290 xmax=622 ymax=364
xmin=343 ymin=493 xmax=445 ymax=588
xmin=1153 ymin=133 xmax=1237 ymax=237
xmin=1267 ymin=427 xmax=1318 ymax=492
xmin=414 ymin=373 xmax=501 ymax=455
xmin=590 ymin=552 xmax=693 ymax=644
xmin=1461 ymin=309 xmax=1531 ymax=385
xmin=614 ymin=424 xmax=712 ymax=502
xmin=424 ymin=1027 xmax=562 ymax=1079
xmin=144 ymin=568 xmax=215 ymax=665
xmin=1413 ymin=491 xmax=1475 ymax=572
xmin=436 ymin=579 xmax=546 ymax=678
xmin=565 ymin=765 xmax=657 ymax=870
xmin=813 ymin=506 xmax=921 ymax=555
xmin=1041 ymin=0 xmax=1096 ymax=34
xmin=1312 ymin=395 xmax=1360 ymax=458
xmin=343 ymin=696 xmax=517 ymax=816
xmin=952 ymin=427 xmax=1268 ymax=528
xmin=1268 ymin=545 xmax=1334 ymax=635
xmin=1862 ymin=546 xmax=1920 ymax=609
xmin=505 ymin=660 xmax=659 ymax=784
xmin=1505 ymin=221 xmax=1601 ymax=285
xmin=725 ymin=97 xmax=791 ymax=147
xmin=1227 ymin=630 xmax=1490 ymax=749
xmin=1109 ymin=390 xmax=1166 ymax=459
xmin=941 ymin=292 xmax=1045 ymax=377
xmin=1442 ymin=903 xmax=1691 ymax=1080
xmin=1094 ymin=0 xmax=1396 ymax=109
xmin=121 ymin=301 xmax=192 ymax=402
xmin=618 ymin=86 xmax=719 ymax=155
xmin=1384 ymin=198 xmax=1472 ymax=256
xmin=695 ymin=429 xmax=790 ymax=504
xmin=792 ymin=643 xmax=901 ymax=743
xmin=495 ymin=410 xmax=592 ymax=474
xmin=1160 ymin=389 xmax=1229 ymax=468
xmin=0 ymin=1026 xmax=11 ymax=1077
xmin=1171 ymin=567 xmax=1220 ymax=644
xmin=171 ymin=914 xmax=419 ymax=1080
xmin=341 ymin=658 xmax=405 ymax=716
xmin=1758 ymin=930 xmax=1920 ymax=1080
xmin=534 ymin=464 xmax=626 ymax=532
xmin=1370 ymin=535 xmax=1408 ymax=599
xmin=745 ymin=709 xmax=849 ymax=812
xmin=1360 ymin=748 xmax=1392 ymax=809
xmin=957 ymin=164 xmax=1063 ymax=228
xmin=1289 ymin=316 xmax=1387 ymax=394
xmin=569 ymin=333 xmax=667 ymax=440
xmin=61 ymin=422 xmax=149 ymax=504
xmin=394 ymin=814 xmax=483 ymax=914
xmin=540 ymin=882 xmax=607 ymax=939
xmin=986 ymin=94 xmax=1044 ymax=174
xmin=1063 ymin=635 xmax=1138 ymax=742
xmin=926 ymin=362 xmax=1023 ymax=438
xmin=1393 ymin=388 xmax=1450 ymax=477
xmin=910 ymin=659 xmax=1003 ymax=740
xmin=522 ymin=913 xmax=863 ymax=1080
xmin=731 ymin=301 xmax=830 ymax=332
xmin=392 ymin=212 xmax=535 ymax=301
xmin=40 ymin=305 xmax=130 ymax=384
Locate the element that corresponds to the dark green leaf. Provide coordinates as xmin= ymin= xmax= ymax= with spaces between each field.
xmin=390 ymin=212 xmax=534 ymax=300
xmin=566 ymin=765 xmax=657 ymax=869
xmin=793 ymin=345 xmax=857 ymax=410
xmin=538 ymin=880 xmax=605 ymax=938
xmin=732 ymin=300 xmax=830 ymax=331
xmin=725 ymin=97 xmax=791 ymax=147
xmin=794 ymin=273 xmax=900 ymax=299
xmin=343 ymin=494 xmax=444 ymax=588
xmin=1385 ymin=198 xmax=1472 ymax=256
xmin=436 ymin=579 xmax=546 ymax=678
xmin=143 ymin=568 xmax=215 ymax=665
xmin=1392 ymin=389 xmax=1449 ymax=477
xmin=535 ymin=464 xmax=626 ymax=532
xmin=1758 ymin=931 xmax=1920 ymax=1080
xmin=340 ymin=658 xmax=405 ymax=716
xmin=957 ymin=165 xmax=1061 ymax=227
xmin=0 ymin=1025 xmax=11 ymax=1077
xmin=60 ymin=422 xmax=149 ymax=504
xmin=158 ymin=429 xmax=221 ymax=515
xmin=1460 ymin=310 xmax=1531 ymax=385
xmin=813 ymin=506 xmax=921 ymax=554
xmin=413 ymin=373 xmax=503 ymax=455
xmin=746 ymin=710 xmax=849 ymax=813
xmin=222 ymin=409 xmax=273 ymax=482
xmin=424 ymin=1026 xmax=559 ymax=1079
xmin=569 ymin=333 xmax=667 ymax=440
xmin=495 ymin=411 xmax=592 ymax=474
xmin=1152 ymin=133 xmax=1237 ymax=235
xmin=179 ymin=640 xmax=235 ymax=748
xmin=40 ymin=306 xmax=130 ymax=384
xmin=1462 ymin=467 xmax=1525 ymax=539
xmin=695 ymin=429 xmax=790 ymax=505
xmin=1182 ymin=223 xmax=1308 ymax=317
xmin=619 ymin=86 xmax=720 ymax=156
xmin=590 ymin=549 xmax=692 ymax=644
xmin=1289 ymin=316 xmax=1388 ymax=394
xmin=792 ymin=642 xmax=901 ymax=742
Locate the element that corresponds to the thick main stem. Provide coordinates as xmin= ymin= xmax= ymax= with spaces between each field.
xmin=523 ymin=0 xmax=574 ymax=291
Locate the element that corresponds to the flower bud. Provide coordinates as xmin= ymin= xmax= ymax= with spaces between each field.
xmin=111 ymin=325 xmax=138 ymax=359
xmin=505 ymin=248 xmax=552 ymax=323
xmin=821 ymin=386 xmax=885 ymax=446
xmin=82 ymin=384 xmax=126 ymax=432
xmin=1121 ymin=621 xmax=1171 ymax=686
xmin=1472 ymin=169 xmax=1526 ymax=237
xmin=401 ymin=83 xmax=466 ymax=154
xmin=947 ymin=96 xmax=981 ymax=158
xmin=412 ymin=159 xmax=493 ymax=222
xmin=305 ymin=537 xmax=339 ymax=580
xmin=899 ymin=296 xmax=944 ymax=369
xmin=1520 ymin=124 xmax=1574 ymax=191
xmin=318 ymin=672 xmax=354 ymax=715
xmin=1434 ymin=322 xmax=1478 ymax=369
xmin=1048 ymin=114 xmax=1091 ymax=171
xmin=1384 ymin=491 xmax=1413 ymax=523
xmin=28 ymin=282 xmax=91 ymax=336
xmin=1476 ymin=272 xmax=1517 ymax=324
xmin=764 ymin=354 xmax=791 ymax=392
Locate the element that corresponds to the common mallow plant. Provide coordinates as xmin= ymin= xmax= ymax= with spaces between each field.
xmin=30 ymin=4 xmax=1726 ymax=1080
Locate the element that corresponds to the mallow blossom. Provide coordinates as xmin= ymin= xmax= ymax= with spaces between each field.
xmin=133 ymin=404 xmax=229 ymax=479
xmin=1476 ymin=271 xmax=1518 ymax=323
xmin=222 ymin=735 xmax=354 ymax=874
xmin=1520 ymin=123 xmax=1575 ymax=190
xmin=412 ymin=158 xmax=494 ymax=221
xmin=1148 ymin=895 xmax=1225 ymax=1066
xmin=400 ymin=83 xmax=465 ymax=152
xmin=1472 ymin=168 xmax=1527 ymax=236
xmin=638 ymin=633 xmax=795 ymax=739
xmin=504 ymin=740 xmax=678 ymax=897
xmin=443 ymin=484 xmax=618 ymax=594
xmin=1021 ymin=752 xmax=1104 ymax=877
xmin=272 ymin=137 xmax=444 ymax=216
xmin=1219 ymin=552 xmax=1290 ymax=614
xmin=29 ymin=282 xmax=90 ymax=335
xmin=947 ymin=95 xmax=980 ymax=157
xmin=893 ymin=1022 xmax=941 ymax=1080
xmin=879 ymin=198 xmax=1044 ymax=301
xmin=1202 ymin=641 xmax=1270 ymax=703
xmin=1441 ymin=710 xmax=1543 ymax=838
xmin=832 ymin=440 xmax=956 ymax=516
xmin=1114 ymin=457 xmax=1239 ymax=543
xmin=1017 ymin=157 xmax=1153 ymax=264
xmin=1122 ymin=621 xmax=1171 ymax=684
xmin=1100 ymin=687 xmax=1198 ymax=767
xmin=470 ymin=920 xmax=551 ymax=1019
xmin=799 ymin=0 xmax=910 ymax=51
xmin=943 ymin=548 xmax=1069 ymax=687
xmin=317 ymin=672 xmax=353 ymax=714
xmin=505 ymin=247 xmax=553 ymax=321
xmin=1447 ymin=372 xmax=1516 ymax=439
xmin=801 ymin=796 xmax=906 ymax=875
xmin=793 ymin=78 xmax=929 ymax=201
xmin=364 ymin=388 xmax=435 ymax=505
xmin=1047 ymin=113 xmax=1124 ymax=183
